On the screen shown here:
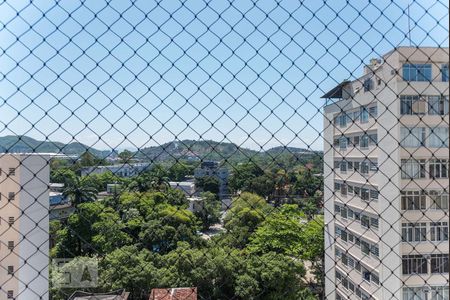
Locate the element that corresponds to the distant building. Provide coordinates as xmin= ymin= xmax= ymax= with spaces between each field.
xmin=0 ymin=153 xmax=51 ymax=300
xmin=49 ymin=191 xmax=68 ymax=206
xmin=49 ymin=182 xmax=65 ymax=192
xmin=68 ymin=289 xmax=130 ymax=300
xmin=194 ymin=161 xmax=229 ymax=198
xmin=187 ymin=197 xmax=203 ymax=213
xmin=81 ymin=163 xmax=151 ymax=177
xmin=170 ymin=181 xmax=196 ymax=197
xmin=49 ymin=203 xmax=75 ymax=221
xmin=149 ymin=287 xmax=197 ymax=300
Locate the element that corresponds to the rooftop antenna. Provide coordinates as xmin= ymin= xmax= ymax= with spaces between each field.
xmin=407 ymin=1 xmax=412 ymax=46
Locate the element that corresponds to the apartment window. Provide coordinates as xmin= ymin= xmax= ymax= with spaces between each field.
xmin=360 ymin=188 xmax=369 ymax=201
xmin=431 ymin=286 xmax=449 ymax=300
xmin=401 ymin=190 xmax=426 ymax=210
xmin=360 ymin=107 xmax=369 ymax=123
xmin=341 ymin=253 xmax=348 ymax=266
xmin=340 ymin=184 xmax=347 ymax=196
xmin=8 ymin=241 xmax=14 ymax=250
xmin=429 ymin=190 xmax=449 ymax=210
xmin=8 ymin=168 xmax=15 ymax=176
xmin=339 ymin=136 xmax=347 ymax=150
xmin=335 ymin=204 xmax=341 ymax=214
xmin=368 ymin=106 xmax=377 ymax=117
xmin=7 ymin=291 xmax=13 ymax=299
xmin=347 ymin=161 xmax=353 ymax=171
xmin=7 ymin=266 xmax=14 ymax=275
xmin=341 ymin=230 xmax=348 ymax=242
xmin=400 ymin=127 xmax=426 ymax=147
xmin=442 ymin=64 xmax=449 ymax=82
xmin=401 ymin=159 xmax=426 ymax=179
xmin=402 ymin=223 xmax=427 ymax=242
xmin=340 ymin=161 xmax=347 ymax=172
xmin=429 ymin=127 xmax=449 ymax=148
xmin=353 ymin=136 xmax=360 ymax=147
xmin=361 ymin=241 xmax=370 ymax=255
xmin=341 ymin=206 xmax=348 ymax=219
xmin=372 ymin=273 xmax=379 ymax=285
xmin=431 ymin=254 xmax=449 ymax=273
xmin=334 ymin=182 xmax=341 ymax=191
xmin=400 ymin=95 xmax=426 ymax=115
xmin=360 ymin=161 xmax=369 ymax=174
xmin=369 ymin=133 xmax=377 ymax=145
xmin=429 ymin=95 xmax=449 ymax=115
xmin=338 ymin=114 xmax=347 ymax=127
xmin=430 ymin=222 xmax=449 ymax=242
xmin=370 ymin=217 xmax=379 ymax=229
xmin=361 ymin=215 xmax=370 ymax=228
xmin=403 ymin=287 xmax=426 ymax=300
xmin=362 ymin=269 xmax=371 ymax=282
xmin=8 ymin=192 xmax=15 ymax=201
xmin=429 ymin=159 xmax=449 ymax=179
xmin=360 ymin=135 xmax=369 ymax=149
xmin=370 ymin=161 xmax=378 ymax=172
xmin=402 ymin=255 xmax=428 ymax=274
xmin=363 ymin=78 xmax=373 ymax=92
xmin=402 ymin=63 xmax=432 ymax=81
xmin=348 ymin=185 xmax=354 ymax=195
xmin=353 ymin=161 xmax=360 ymax=172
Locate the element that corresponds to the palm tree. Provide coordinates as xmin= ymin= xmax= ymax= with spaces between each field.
xmin=149 ymin=165 xmax=170 ymax=191
xmin=63 ymin=176 xmax=98 ymax=207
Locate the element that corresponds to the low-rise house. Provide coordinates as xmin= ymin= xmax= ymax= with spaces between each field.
xmin=187 ymin=197 xmax=203 ymax=213
xmin=49 ymin=203 xmax=75 ymax=221
xmin=68 ymin=289 xmax=130 ymax=300
xmin=169 ymin=181 xmax=196 ymax=197
xmin=49 ymin=191 xmax=69 ymax=206
xmin=149 ymin=287 xmax=197 ymax=300
xmin=81 ymin=163 xmax=151 ymax=177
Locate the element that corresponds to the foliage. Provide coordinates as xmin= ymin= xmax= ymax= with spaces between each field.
xmin=63 ymin=176 xmax=99 ymax=207
xmin=195 ymin=175 xmax=220 ymax=194
xmin=223 ymin=192 xmax=271 ymax=248
xmin=194 ymin=192 xmax=221 ymax=230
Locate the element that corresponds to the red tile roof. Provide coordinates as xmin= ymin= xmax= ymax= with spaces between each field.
xmin=149 ymin=287 xmax=197 ymax=300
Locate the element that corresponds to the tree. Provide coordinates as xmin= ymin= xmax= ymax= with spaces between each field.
xmin=168 ymin=162 xmax=194 ymax=181
xmin=63 ymin=176 xmax=98 ymax=207
xmin=234 ymin=252 xmax=309 ymax=300
xmin=118 ymin=149 xmax=134 ymax=163
xmin=50 ymin=168 xmax=77 ymax=186
xmin=228 ymin=163 xmax=264 ymax=193
xmin=245 ymin=173 xmax=275 ymax=198
xmin=99 ymin=245 xmax=160 ymax=300
xmin=139 ymin=205 xmax=201 ymax=253
xmin=223 ymin=192 xmax=271 ymax=248
xmin=149 ymin=164 xmax=170 ymax=191
xmin=247 ymin=204 xmax=305 ymax=257
xmin=195 ymin=176 xmax=220 ymax=194
xmin=53 ymin=202 xmax=104 ymax=257
xmin=195 ymin=192 xmax=221 ymax=231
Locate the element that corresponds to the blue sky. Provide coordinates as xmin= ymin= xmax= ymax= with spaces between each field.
xmin=0 ymin=0 xmax=448 ymax=151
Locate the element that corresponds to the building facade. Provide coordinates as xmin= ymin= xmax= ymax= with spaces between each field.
xmin=0 ymin=154 xmax=51 ymax=300
xmin=323 ymin=47 xmax=449 ymax=300
xmin=194 ymin=161 xmax=229 ymax=198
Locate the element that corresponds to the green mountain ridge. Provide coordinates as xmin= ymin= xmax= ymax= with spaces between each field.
xmin=0 ymin=136 xmax=321 ymax=163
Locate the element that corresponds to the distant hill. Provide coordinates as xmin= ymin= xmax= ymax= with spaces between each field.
xmin=0 ymin=136 xmax=111 ymax=158
xmin=135 ymin=140 xmax=321 ymax=164
xmin=0 ymin=136 xmax=321 ymax=164
xmin=135 ymin=140 xmax=258 ymax=162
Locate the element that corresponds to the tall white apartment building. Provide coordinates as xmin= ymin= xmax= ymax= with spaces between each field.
xmin=0 ymin=154 xmax=50 ymax=300
xmin=323 ymin=47 xmax=449 ymax=300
